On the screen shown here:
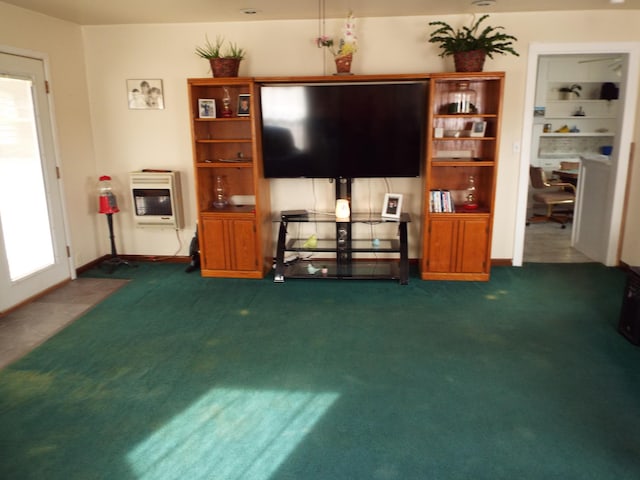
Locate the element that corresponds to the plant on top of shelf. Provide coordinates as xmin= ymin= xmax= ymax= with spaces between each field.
xmin=316 ymin=11 xmax=358 ymax=73
xmin=195 ymin=36 xmax=246 ymax=77
xmin=427 ymin=14 xmax=519 ymax=72
xmin=195 ymin=35 xmax=245 ymax=59
xmin=559 ymin=84 xmax=582 ymax=99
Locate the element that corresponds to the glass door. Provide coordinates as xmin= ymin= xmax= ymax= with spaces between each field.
xmin=0 ymin=52 xmax=71 ymax=313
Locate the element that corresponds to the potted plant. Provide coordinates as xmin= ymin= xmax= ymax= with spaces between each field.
xmin=428 ymin=14 xmax=519 ymax=72
xmin=195 ymin=36 xmax=246 ymax=77
xmin=559 ymin=84 xmax=582 ymax=100
xmin=316 ymin=12 xmax=358 ymax=74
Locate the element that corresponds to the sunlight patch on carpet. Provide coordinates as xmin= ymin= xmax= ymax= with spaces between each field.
xmin=126 ymin=388 xmax=339 ymax=480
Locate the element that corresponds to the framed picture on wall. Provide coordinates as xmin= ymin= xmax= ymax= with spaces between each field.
xmin=127 ymin=79 xmax=164 ymax=110
xmin=198 ymin=99 xmax=216 ymax=118
xmin=381 ymin=193 xmax=403 ymax=220
xmin=237 ymin=94 xmax=250 ymax=116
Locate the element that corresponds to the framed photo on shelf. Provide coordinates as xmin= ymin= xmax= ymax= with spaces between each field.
xmin=381 ymin=193 xmax=403 ymax=220
xmin=470 ymin=121 xmax=487 ymax=137
xmin=198 ymin=99 xmax=216 ymax=118
xmin=127 ymin=79 xmax=164 ymax=110
xmin=237 ymin=94 xmax=250 ymax=116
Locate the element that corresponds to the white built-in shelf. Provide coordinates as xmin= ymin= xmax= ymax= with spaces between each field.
xmin=545 ymin=115 xmax=616 ymax=120
xmin=540 ymin=132 xmax=615 ymax=137
xmin=546 ymin=99 xmax=618 ymax=103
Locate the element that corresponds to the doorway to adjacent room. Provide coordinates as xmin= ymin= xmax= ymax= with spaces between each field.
xmin=514 ymin=42 xmax=640 ymax=266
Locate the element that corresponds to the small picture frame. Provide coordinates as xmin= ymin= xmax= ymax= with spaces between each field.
xmin=381 ymin=193 xmax=403 ymax=220
xmin=470 ymin=121 xmax=487 ymax=137
xmin=198 ymin=99 xmax=216 ymax=118
xmin=127 ymin=79 xmax=164 ymax=110
xmin=237 ymin=94 xmax=250 ymax=117
xmin=534 ymin=106 xmax=546 ymax=117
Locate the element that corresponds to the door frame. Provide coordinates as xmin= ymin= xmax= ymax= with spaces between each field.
xmin=0 ymin=45 xmax=75 ymax=309
xmin=513 ymin=42 xmax=640 ymax=266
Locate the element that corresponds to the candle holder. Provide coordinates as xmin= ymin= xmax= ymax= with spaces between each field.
xmin=213 ymin=175 xmax=229 ymax=209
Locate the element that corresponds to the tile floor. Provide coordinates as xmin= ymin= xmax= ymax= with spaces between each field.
xmin=0 ymin=225 xmax=590 ymax=371
xmin=0 ymin=277 xmax=128 ymax=369
xmin=524 ymin=220 xmax=592 ymax=263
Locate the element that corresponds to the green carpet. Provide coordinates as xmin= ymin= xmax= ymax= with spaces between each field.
xmin=1 ymin=263 xmax=639 ymax=479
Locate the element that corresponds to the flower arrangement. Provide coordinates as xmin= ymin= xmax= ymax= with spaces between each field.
xmin=316 ymin=12 xmax=357 ymax=58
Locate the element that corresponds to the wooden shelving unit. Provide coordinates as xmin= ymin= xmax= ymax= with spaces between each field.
xmin=187 ymin=78 xmax=271 ymax=278
xmin=421 ymin=72 xmax=505 ymax=281
xmin=187 ymin=73 xmax=504 ymax=283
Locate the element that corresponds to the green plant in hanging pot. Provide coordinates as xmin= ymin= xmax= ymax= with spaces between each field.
xmin=195 ymin=35 xmax=246 ymax=77
xmin=427 ymin=14 xmax=519 ymax=72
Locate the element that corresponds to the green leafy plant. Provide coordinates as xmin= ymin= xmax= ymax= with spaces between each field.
xmin=428 ymin=14 xmax=519 ymax=58
xmin=559 ymin=84 xmax=582 ymax=97
xmin=195 ymin=35 xmax=245 ymax=60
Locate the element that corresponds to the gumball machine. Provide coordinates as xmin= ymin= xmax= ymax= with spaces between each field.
xmin=98 ymin=175 xmax=131 ymax=272
xmin=98 ymin=175 xmax=120 ymax=214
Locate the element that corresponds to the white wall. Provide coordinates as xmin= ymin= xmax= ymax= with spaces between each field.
xmin=82 ymin=18 xmax=437 ymax=258
xmin=3 ymin=5 xmax=640 ymax=265
xmin=0 ymin=2 xmax=101 ymax=267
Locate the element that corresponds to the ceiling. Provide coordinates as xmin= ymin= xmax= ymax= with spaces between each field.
xmin=2 ymin=0 xmax=635 ymax=25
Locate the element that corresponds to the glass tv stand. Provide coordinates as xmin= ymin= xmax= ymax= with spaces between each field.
xmin=273 ymin=212 xmax=410 ymax=285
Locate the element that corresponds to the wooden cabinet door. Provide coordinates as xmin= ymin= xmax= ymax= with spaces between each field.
xmin=457 ymin=218 xmax=489 ymax=274
xmin=200 ymin=217 xmax=228 ymax=270
xmin=201 ymin=217 xmax=258 ymax=272
xmin=427 ymin=216 xmax=489 ymax=274
xmin=229 ymin=219 xmax=258 ymax=271
xmin=427 ymin=218 xmax=458 ymax=273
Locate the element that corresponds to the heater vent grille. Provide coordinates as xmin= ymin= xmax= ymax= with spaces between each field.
xmin=130 ymin=171 xmax=183 ymax=229
xmin=130 ymin=175 xmax=171 ymax=185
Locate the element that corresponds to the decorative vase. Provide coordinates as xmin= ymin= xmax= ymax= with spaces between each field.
xmin=210 ymin=58 xmax=241 ymax=78
xmin=221 ymin=87 xmax=233 ymax=117
xmin=335 ymin=54 xmax=353 ymax=74
xmin=453 ymin=50 xmax=486 ymax=72
xmin=213 ymin=175 xmax=228 ymax=209
xmin=447 ymin=82 xmax=477 ymax=114
xmin=463 ymin=175 xmax=478 ymax=211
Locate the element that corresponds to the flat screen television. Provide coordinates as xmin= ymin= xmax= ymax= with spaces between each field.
xmin=259 ymin=81 xmax=427 ymax=178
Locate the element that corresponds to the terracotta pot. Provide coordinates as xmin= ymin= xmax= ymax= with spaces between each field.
xmin=453 ymin=50 xmax=486 ymax=72
xmin=335 ymin=54 xmax=353 ymax=74
xmin=209 ymin=58 xmax=241 ymax=78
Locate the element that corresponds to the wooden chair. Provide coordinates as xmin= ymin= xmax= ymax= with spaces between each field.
xmin=527 ymin=166 xmax=576 ymax=228
xmin=560 ymin=161 xmax=580 ymax=170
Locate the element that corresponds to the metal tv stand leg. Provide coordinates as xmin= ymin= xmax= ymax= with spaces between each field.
xmin=274 ymin=220 xmax=288 ymax=283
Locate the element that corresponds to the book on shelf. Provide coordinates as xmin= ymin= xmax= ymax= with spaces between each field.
xmin=430 ymin=190 xmax=455 ymax=213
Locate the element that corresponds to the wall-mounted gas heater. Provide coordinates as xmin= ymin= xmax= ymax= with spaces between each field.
xmin=130 ymin=171 xmax=183 ymax=229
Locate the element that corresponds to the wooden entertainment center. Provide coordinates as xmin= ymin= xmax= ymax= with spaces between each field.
xmin=187 ymin=72 xmax=504 ymax=282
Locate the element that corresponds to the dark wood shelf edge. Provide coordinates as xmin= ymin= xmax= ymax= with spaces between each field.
xmin=194 ymin=117 xmax=251 ymax=122
xmin=200 ymin=206 xmax=256 ymax=215
xmin=196 ymin=162 xmax=253 ymax=168
xmin=431 ymin=160 xmax=495 ymax=167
